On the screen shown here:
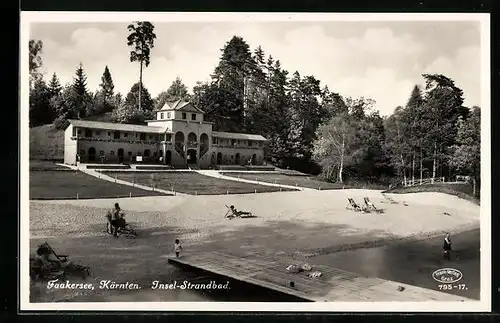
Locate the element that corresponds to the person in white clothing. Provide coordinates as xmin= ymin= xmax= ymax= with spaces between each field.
xmin=174 ymin=239 xmax=182 ymax=258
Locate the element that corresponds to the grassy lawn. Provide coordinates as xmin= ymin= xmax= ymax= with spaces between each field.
xmin=30 ymin=171 xmax=169 ymax=199
xmin=221 ymin=172 xmax=345 ymax=190
xmin=29 ymin=160 xmax=69 ymax=171
xmin=384 ymin=183 xmax=479 ymax=205
xmin=101 ymin=171 xmax=297 ymax=195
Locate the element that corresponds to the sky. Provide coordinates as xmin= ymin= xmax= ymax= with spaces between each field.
xmin=29 ymin=19 xmax=483 ymax=116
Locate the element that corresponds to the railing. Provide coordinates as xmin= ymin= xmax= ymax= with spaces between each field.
xmin=187 ymin=141 xmax=198 ymax=148
xmin=404 ymin=177 xmax=446 ymax=186
xmin=174 ymin=143 xmax=185 ymax=159
xmin=200 ymin=144 xmax=209 ymax=159
xmin=71 ymin=136 xmax=160 ymax=145
xmin=211 ymin=144 xmax=261 ymax=149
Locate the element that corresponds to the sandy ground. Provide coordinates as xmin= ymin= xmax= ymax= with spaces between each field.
xmin=28 ymin=189 xmax=480 ymax=302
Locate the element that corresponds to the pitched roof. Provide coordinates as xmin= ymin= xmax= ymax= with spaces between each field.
xmin=158 ymin=100 xmax=204 ymax=113
xmin=212 ymin=131 xmax=267 ymax=141
xmin=66 ymin=119 xmax=167 ymax=133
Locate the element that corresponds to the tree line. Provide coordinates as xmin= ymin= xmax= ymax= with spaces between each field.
xmin=28 ymin=23 xmax=481 ymax=193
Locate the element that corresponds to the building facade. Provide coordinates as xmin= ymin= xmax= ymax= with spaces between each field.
xmin=63 ymin=100 xmax=268 ymax=168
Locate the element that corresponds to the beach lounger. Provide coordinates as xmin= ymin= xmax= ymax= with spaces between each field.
xmin=30 ymin=242 xmax=91 ymax=280
xmin=346 ymin=198 xmax=363 ymax=212
xmin=224 ymin=205 xmax=255 ymax=219
xmin=364 ymin=197 xmax=382 ymax=213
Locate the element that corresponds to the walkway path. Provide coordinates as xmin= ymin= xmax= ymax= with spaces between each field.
xmin=195 ymin=170 xmax=315 ymax=192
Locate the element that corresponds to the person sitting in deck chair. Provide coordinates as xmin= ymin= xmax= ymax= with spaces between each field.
xmin=364 ymin=197 xmax=380 ymax=212
xmin=34 ymin=244 xmax=69 ymax=278
xmin=225 ymin=205 xmax=253 ymax=219
xmin=346 ymin=198 xmax=363 ymax=212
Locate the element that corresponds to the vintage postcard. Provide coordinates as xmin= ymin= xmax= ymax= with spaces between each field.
xmin=20 ymin=12 xmax=491 ymax=312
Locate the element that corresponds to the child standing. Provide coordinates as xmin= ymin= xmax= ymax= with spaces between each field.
xmin=174 ymin=239 xmax=182 ymax=258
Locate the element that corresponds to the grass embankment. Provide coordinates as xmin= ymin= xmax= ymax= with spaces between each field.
xmin=29 ymin=161 xmax=169 ymax=199
xmin=383 ymin=183 xmax=479 ymax=205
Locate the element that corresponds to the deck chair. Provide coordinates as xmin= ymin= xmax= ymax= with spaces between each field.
xmin=39 ymin=242 xmax=69 ymax=263
xmin=224 ymin=205 xmax=254 ymax=219
xmin=364 ymin=197 xmax=382 ymax=213
xmin=31 ymin=242 xmax=91 ymax=280
xmin=346 ymin=198 xmax=362 ymax=212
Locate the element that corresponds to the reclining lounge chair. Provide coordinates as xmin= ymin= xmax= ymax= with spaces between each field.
xmin=346 ymin=198 xmax=365 ymax=212
xmin=364 ymin=197 xmax=382 ymax=213
xmin=30 ymin=242 xmax=91 ymax=280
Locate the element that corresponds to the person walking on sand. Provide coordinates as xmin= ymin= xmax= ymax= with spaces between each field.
xmin=174 ymin=239 xmax=182 ymax=258
xmin=443 ymin=233 xmax=452 ymax=260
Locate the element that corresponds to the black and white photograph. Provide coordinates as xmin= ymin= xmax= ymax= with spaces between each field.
xmin=20 ymin=12 xmax=490 ymax=312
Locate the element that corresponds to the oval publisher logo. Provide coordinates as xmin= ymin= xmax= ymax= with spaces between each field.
xmin=432 ymin=268 xmax=463 ymax=283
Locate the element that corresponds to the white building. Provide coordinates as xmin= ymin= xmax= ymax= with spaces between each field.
xmin=63 ymin=100 xmax=268 ymax=168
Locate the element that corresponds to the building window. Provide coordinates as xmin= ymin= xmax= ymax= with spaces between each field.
xmin=165 ymin=134 xmax=172 ymax=141
xmin=96 ymin=131 xmax=101 ymax=135
xmin=182 ymin=112 xmax=187 ymax=119
xmin=110 ymin=151 xmax=115 ymax=156
xmin=149 ymin=135 xmax=154 ymax=140
xmin=124 ymin=133 xmax=128 ymax=138
xmin=140 ymin=133 xmax=146 ymax=140
xmin=83 ymin=128 xmax=90 ymax=137
xmin=160 ymin=112 xmax=164 ymax=119
xmin=113 ymin=131 xmax=120 ymax=139
xmin=212 ymin=137 xmax=217 ymax=145
xmin=191 ymin=113 xmax=196 ymax=121
xmin=77 ymin=130 xmax=81 ymax=135
xmin=72 ymin=128 xmax=77 ymax=136
xmin=100 ymin=150 xmax=105 ymax=156
xmin=167 ymin=112 xmax=171 ymax=119
xmin=231 ymin=139 xmax=236 ymax=146
xmin=128 ymin=151 xmax=132 ymax=157
xmin=137 ymin=151 xmax=142 ymax=156
xmin=108 ymin=132 xmax=111 ymax=136
xmin=248 ymin=140 xmax=253 ymax=147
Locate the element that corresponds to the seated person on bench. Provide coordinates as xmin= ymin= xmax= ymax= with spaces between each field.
xmin=228 ymin=205 xmax=252 ymax=218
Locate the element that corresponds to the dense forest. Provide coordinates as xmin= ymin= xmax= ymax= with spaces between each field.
xmin=28 ymin=22 xmax=481 ymax=191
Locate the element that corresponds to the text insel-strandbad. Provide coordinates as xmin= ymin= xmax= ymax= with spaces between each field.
xmin=151 ymin=280 xmax=230 ymax=290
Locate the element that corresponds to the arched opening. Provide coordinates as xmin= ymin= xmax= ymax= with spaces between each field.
xmin=252 ymin=154 xmax=257 ymax=165
xmin=188 ymin=132 xmax=197 ymax=143
xmin=200 ymin=133 xmax=209 ymax=145
xmin=117 ymin=148 xmax=124 ymax=163
xmin=235 ymin=153 xmax=241 ymax=165
xmin=175 ymin=131 xmax=185 ymax=143
xmin=187 ymin=149 xmax=197 ymax=164
xmin=211 ymin=152 xmax=216 ymax=165
xmin=88 ymin=147 xmax=96 ymax=162
xmin=217 ymin=152 xmax=222 ymax=165
xmin=165 ymin=150 xmax=172 ymax=164
xmin=174 ymin=131 xmax=185 ymax=157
